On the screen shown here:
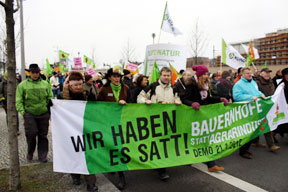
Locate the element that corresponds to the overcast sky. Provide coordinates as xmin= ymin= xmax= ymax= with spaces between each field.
xmin=7 ymin=0 xmax=288 ymax=69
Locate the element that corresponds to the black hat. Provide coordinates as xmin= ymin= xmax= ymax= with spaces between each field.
xmin=123 ymin=69 xmax=131 ymax=76
xmin=282 ymin=68 xmax=288 ymax=76
xmin=261 ymin=68 xmax=272 ymax=73
xmin=105 ymin=65 xmax=123 ymax=79
xmin=29 ymin=63 xmax=40 ymax=73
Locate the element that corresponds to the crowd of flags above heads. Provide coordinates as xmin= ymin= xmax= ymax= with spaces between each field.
xmin=43 ymin=2 xmax=267 ymax=81
xmin=43 ymin=49 xmax=96 ymax=75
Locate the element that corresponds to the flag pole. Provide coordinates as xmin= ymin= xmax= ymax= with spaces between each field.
xmin=158 ymin=2 xmax=167 ymax=44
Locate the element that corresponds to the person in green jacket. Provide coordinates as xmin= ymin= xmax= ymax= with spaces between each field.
xmin=16 ymin=64 xmax=53 ymax=163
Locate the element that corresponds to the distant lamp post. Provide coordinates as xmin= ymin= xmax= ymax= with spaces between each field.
xmin=152 ymin=33 xmax=156 ymax=44
xmin=20 ymin=0 xmax=26 ymax=80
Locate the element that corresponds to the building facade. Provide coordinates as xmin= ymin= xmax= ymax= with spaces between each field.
xmin=216 ymin=28 xmax=288 ymax=67
xmin=186 ymin=57 xmax=212 ymax=68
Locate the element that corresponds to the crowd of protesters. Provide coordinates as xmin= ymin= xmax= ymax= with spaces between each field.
xmin=1 ymin=63 xmax=288 ymax=192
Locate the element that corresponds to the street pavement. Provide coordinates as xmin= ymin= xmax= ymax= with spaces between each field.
xmin=1 ymin=108 xmax=288 ymax=192
xmin=105 ymin=135 xmax=288 ymax=192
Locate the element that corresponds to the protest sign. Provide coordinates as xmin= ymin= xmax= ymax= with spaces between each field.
xmin=142 ymin=44 xmax=187 ymax=76
xmin=74 ymin=57 xmax=82 ymax=68
xmin=126 ymin=63 xmax=138 ymax=74
xmin=51 ymin=87 xmax=288 ymax=174
xmin=86 ymin=67 xmax=96 ymax=76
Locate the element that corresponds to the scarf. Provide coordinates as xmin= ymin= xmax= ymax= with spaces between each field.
xmin=110 ymin=82 xmax=122 ymax=102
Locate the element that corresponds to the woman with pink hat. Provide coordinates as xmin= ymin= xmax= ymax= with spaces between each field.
xmin=181 ymin=65 xmax=229 ymax=172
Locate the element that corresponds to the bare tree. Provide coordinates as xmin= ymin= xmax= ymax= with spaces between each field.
xmin=189 ymin=18 xmax=209 ymax=65
xmin=121 ymin=39 xmax=137 ymax=64
xmin=0 ymin=9 xmax=20 ymax=72
xmin=0 ymin=0 xmax=21 ymax=190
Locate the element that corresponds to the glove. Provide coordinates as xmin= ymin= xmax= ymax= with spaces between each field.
xmin=191 ymin=102 xmax=200 ymax=110
xmin=47 ymin=100 xmax=53 ymax=107
xmin=220 ymin=97 xmax=229 ymax=106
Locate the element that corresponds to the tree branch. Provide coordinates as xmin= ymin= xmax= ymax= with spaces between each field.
xmin=13 ymin=0 xmax=19 ymax=13
xmin=0 ymin=1 xmax=8 ymax=9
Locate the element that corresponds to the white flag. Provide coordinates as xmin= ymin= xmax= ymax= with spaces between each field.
xmin=161 ymin=2 xmax=182 ymax=36
xmin=221 ymin=39 xmax=246 ymax=69
xmin=241 ymin=44 xmax=260 ymax=59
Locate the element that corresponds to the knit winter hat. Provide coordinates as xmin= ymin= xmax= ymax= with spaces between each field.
xmin=192 ymin=65 xmax=208 ymax=78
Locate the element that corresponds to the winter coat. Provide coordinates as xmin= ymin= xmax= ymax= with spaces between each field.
xmin=16 ymin=77 xmax=53 ymax=115
xmin=0 ymin=79 xmax=7 ymax=106
xmin=129 ymin=85 xmax=145 ymax=103
xmin=272 ymin=74 xmax=282 ymax=88
xmin=83 ymin=83 xmax=98 ymax=101
xmin=232 ymin=77 xmax=263 ymax=102
xmin=137 ymin=81 xmax=181 ymax=104
xmin=123 ymin=77 xmax=134 ymax=90
xmin=173 ymin=78 xmax=187 ymax=100
xmin=58 ymin=76 xmax=65 ymax=91
xmin=217 ymin=78 xmax=233 ymax=100
xmin=181 ymin=78 xmax=220 ymax=106
xmin=61 ymin=84 xmax=88 ymax=101
xmin=97 ymin=83 xmax=129 ymax=102
xmin=210 ymin=79 xmax=219 ymax=96
xmin=50 ymin=76 xmax=60 ymax=90
xmin=255 ymin=76 xmax=275 ymax=97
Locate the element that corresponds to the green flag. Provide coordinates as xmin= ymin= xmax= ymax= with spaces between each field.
xmin=46 ymin=59 xmax=52 ymax=75
xmin=60 ymin=64 xmax=65 ymax=73
xmin=149 ymin=61 xmax=160 ymax=84
xmin=262 ymin=61 xmax=267 ymax=69
xmin=245 ymin=52 xmax=255 ymax=67
xmin=83 ymin=55 xmax=93 ymax=65
xmin=59 ymin=50 xmax=70 ymax=59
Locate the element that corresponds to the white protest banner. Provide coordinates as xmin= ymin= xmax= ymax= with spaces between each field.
xmin=143 ymin=44 xmax=187 ymax=76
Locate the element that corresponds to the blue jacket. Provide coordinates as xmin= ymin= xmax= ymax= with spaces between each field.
xmin=233 ymin=77 xmax=263 ymax=102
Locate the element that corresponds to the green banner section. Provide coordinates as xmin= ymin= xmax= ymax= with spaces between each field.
xmin=78 ymin=99 xmax=274 ymax=174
